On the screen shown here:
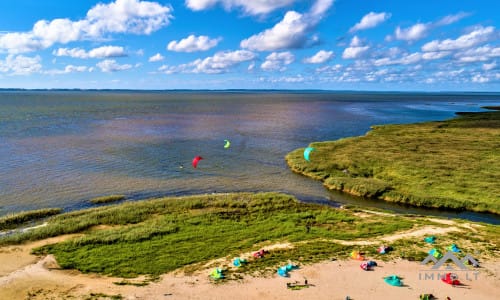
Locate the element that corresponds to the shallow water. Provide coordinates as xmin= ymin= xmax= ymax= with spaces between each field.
xmin=0 ymin=91 xmax=499 ymax=223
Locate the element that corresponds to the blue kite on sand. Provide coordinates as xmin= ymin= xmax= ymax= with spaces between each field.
xmin=277 ymin=263 xmax=299 ymax=277
xmin=384 ymin=275 xmax=403 ymax=286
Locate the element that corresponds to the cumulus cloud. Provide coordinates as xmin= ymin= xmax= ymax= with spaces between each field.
xmin=0 ymin=0 xmax=172 ymax=54
xmin=342 ymin=36 xmax=369 ymax=59
xmin=159 ymin=50 xmax=256 ymax=74
xmin=261 ymin=51 xmax=294 ymax=71
xmin=316 ymin=64 xmax=344 ymax=73
xmin=394 ymin=23 xmax=429 ymax=41
xmin=472 ymin=74 xmax=489 ymax=83
xmin=422 ymin=26 xmax=496 ymax=52
xmin=96 ymin=59 xmax=133 ymax=72
xmin=454 ymin=45 xmax=500 ymax=63
xmin=167 ymin=35 xmax=221 ymax=52
xmin=0 ymin=54 xmax=42 ymax=75
xmin=435 ymin=12 xmax=470 ymax=26
xmin=349 ymin=12 xmax=391 ymax=33
xmin=149 ymin=53 xmax=164 ymax=62
xmin=303 ymin=50 xmax=334 ymax=63
xmin=53 ymin=46 xmax=127 ymax=59
xmin=422 ymin=51 xmax=451 ymax=60
xmin=482 ymin=61 xmax=497 ymax=71
xmin=45 ymin=65 xmax=90 ymax=75
xmin=185 ymin=0 xmax=296 ymax=15
xmin=240 ymin=0 xmax=334 ymax=51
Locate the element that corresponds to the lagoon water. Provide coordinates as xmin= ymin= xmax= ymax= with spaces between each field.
xmin=1 ymin=91 xmax=499 ymax=223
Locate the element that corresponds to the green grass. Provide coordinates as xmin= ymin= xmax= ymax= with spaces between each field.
xmin=1 ymin=192 xmax=497 ymax=280
xmin=2 ymin=192 xmax=415 ymax=278
xmin=286 ymin=111 xmax=500 ymax=214
xmin=0 ymin=208 xmax=62 ymax=231
xmin=90 ymin=195 xmax=126 ymax=204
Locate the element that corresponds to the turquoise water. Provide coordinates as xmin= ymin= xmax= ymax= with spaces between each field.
xmin=0 ymin=90 xmax=499 ymax=223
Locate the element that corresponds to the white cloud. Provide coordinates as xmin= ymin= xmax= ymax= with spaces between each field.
xmin=96 ymin=59 xmax=133 ymax=72
xmin=342 ymin=36 xmax=369 ymax=59
xmin=483 ymin=61 xmax=497 ymax=71
xmin=167 ymin=35 xmax=221 ymax=52
xmin=0 ymin=0 xmax=172 ymax=54
xmin=261 ymin=51 xmax=294 ymax=71
xmin=349 ymin=12 xmax=391 ymax=33
xmin=394 ymin=23 xmax=429 ymax=41
xmin=185 ymin=0 xmax=297 ymax=15
xmin=422 ymin=51 xmax=451 ymax=60
xmin=303 ymin=50 xmax=334 ymax=63
xmin=84 ymin=0 xmax=173 ymax=36
xmin=149 ymin=53 xmax=164 ymax=62
xmin=45 ymin=65 xmax=90 ymax=75
xmin=373 ymin=52 xmax=422 ymax=66
xmin=454 ymin=45 xmax=500 ymax=63
xmin=315 ymin=64 xmax=342 ymax=73
xmin=0 ymin=54 xmax=42 ymax=75
xmin=53 ymin=46 xmax=127 ymax=59
xmin=240 ymin=0 xmax=333 ymax=51
xmin=159 ymin=50 xmax=256 ymax=74
xmin=422 ymin=26 xmax=496 ymax=52
xmin=435 ymin=12 xmax=470 ymax=26
xmin=472 ymin=74 xmax=489 ymax=83
xmin=266 ymin=75 xmax=306 ymax=83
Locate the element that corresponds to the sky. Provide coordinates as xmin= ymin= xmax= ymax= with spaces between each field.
xmin=0 ymin=0 xmax=499 ymax=91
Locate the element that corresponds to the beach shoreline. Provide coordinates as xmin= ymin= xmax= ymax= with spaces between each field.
xmin=0 ymin=238 xmax=498 ymax=300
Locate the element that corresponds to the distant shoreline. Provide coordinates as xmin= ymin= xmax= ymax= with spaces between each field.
xmin=1 ymin=88 xmax=500 ymax=95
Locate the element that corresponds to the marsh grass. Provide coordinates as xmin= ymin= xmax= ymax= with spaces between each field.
xmin=3 ymin=193 xmax=413 ymax=277
xmin=90 ymin=195 xmax=126 ymax=204
xmin=1 ymin=192 xmax=497 ymax=279
xmin=286 ymin=111 xmax=500 ymax=214
xmin=0 ymin=208 xmax=62 ymax=231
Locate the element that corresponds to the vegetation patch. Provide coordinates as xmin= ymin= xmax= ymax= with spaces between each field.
xmin=286 ymin=111 xmax=500 ymax=214
xmin=0 ymin=208 xmax=62 ymax=231
xmin=1 ymin=193 xmax=497 ymax=280
xmin=90 ymin=195 xmax=126 ymax=204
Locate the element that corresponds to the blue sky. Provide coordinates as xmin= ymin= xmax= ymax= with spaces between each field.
xmin=0 ymin=0 xmax=499 ymax=90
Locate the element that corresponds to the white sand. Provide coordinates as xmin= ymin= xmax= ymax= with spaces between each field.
xmin=0 ymin=239 xmax=498 ymax=300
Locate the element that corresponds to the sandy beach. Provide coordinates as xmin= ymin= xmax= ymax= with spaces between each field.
xmin=1 ymin=236 xmax=498 ymax=300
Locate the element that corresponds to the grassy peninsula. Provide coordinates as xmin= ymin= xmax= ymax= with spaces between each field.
xmin=1 ymin=193 xmax=498 ymax=280
xmin=286 ymin=110 xmax=500 ymax=214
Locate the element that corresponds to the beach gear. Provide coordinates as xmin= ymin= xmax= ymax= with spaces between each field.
xmin=361 ymin=260 xmax=377 ymax=271
xmin=224 ymin=139 xmax=231 ymax=149
xmin=253 ymin=249 xmax=267 ymax=258
xmin=277 ymin=263 xmax=299 ymax=277
xmin=350 ymin=250 xmax=364 ymax=260
xmin=377 ymin=245 xmax=392 ymax=254
xmin=192 ymin=155 xmax=203 ymax=168
xmin=232 ymin=257 xmax=247 ymax=267
xmin=424 ymin=236 xmax=436 ymax=244
xmin=442 ymin=273 xmax=460 ymax=286
xmin=447 ymin=244 xmax=461 ymax=253
xmin=360 ymin=262 xmax=370 ymax=271
xmin=277 ymin=266 xmax=289 ymax=277
xmin=428 ymin=248 xmax=443 ymax=259
xmin=419 ymin=294 xmax=435 ymax=300
xmin=210 ymin=268 xmax=224 ymax=280
xmin=384 ymin=275 xmax=403 ymax=286
xmin=303 ymin=147 xmax=315 ymax=162
xmin=286 ymin=282 xmax=310 ymax=290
